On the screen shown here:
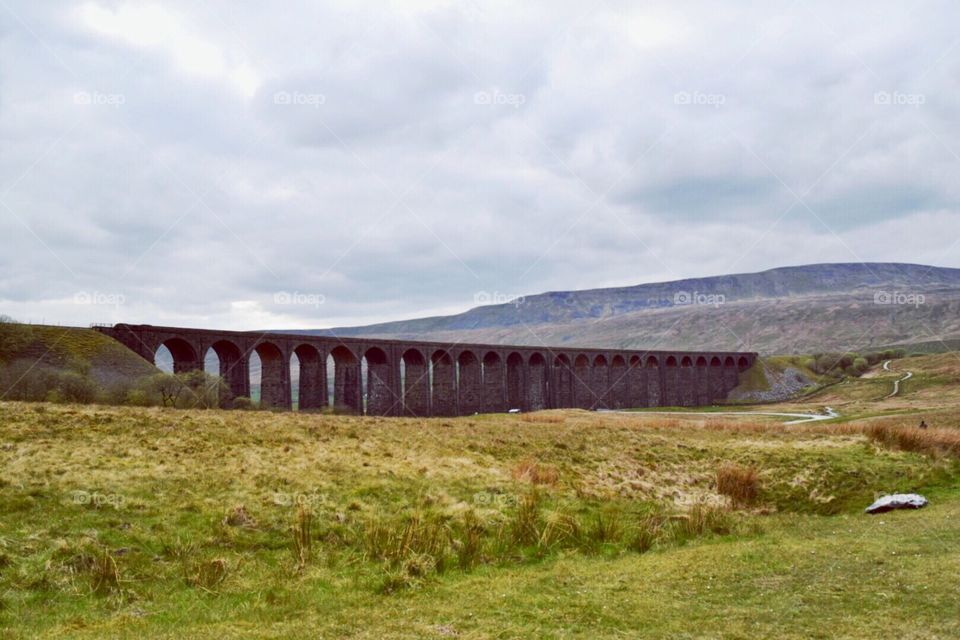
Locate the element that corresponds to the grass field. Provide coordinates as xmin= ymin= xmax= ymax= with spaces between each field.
xmin=1 ymin=354 xmax=959 ymax=638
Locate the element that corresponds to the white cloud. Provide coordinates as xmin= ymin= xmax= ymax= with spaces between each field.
xmin=76 ymin=2 xmax=260 ymax=96
xmin=0 ymin=0 xmax=958 ymax=331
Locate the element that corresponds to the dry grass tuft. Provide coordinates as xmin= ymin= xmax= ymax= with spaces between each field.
xmin=512 ymin=458 xmax=559 ymax=486
xmin=539 ymin=510 xmax=582 ymax=549
xmin=292 ymin=504 xmax=313 ymax=571
xmin=91 ymin=548 xmax=120 ymax=593
xmin=672 ymin=502 xmax=736 ymax=540
xmin=364 ymin=512 xmax=451 ymax=573
xmin=188 ymin=558 xmax=229 ymax=592
xmin=511 ymin=491 xmax=542 ymax=546
xmin=457 ymin=510 xmax=485 ymax=570
xmin=520 ymin=413 xmax=566 ymax=424
xmin=223 ymin=504 xmax=257 ymax=528
xmin=864 ymin=424 xmax=960 ymax=458
xmin=716 ymin=464 xmax=760 ymax=507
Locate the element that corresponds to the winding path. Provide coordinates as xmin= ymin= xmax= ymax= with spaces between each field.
xmin=614 ymin=407 xmax=839 ymax=425
xmin=883 ymin=360 xmax=913 ymax=398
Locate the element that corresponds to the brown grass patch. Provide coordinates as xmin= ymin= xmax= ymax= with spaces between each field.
xmin=716 ymin=464 xmax=760 ymax=507
xmin=864 ymin=424 xmax=960 ymax=458
xmin=223 ymin=504 xmax=256 ymax=528
xmin=520 ymin=412 xmax=566 ymax=424
xmin=512 ymin=458 xmax=559 ymax=486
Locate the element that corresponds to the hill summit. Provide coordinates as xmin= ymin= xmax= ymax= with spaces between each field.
xmin=308 ymin=263 xmax=960 ymax=355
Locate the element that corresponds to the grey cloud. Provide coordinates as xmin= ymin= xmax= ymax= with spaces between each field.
xmin=1 ymin=1 xmax=959 ymax=331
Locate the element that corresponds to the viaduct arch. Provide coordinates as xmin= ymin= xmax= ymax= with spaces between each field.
xmin=96 ymin=324 xmax=758 ymax=417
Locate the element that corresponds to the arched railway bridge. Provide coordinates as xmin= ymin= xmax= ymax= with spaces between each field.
xmin=95 ymin=323 xmax=758 ymax=416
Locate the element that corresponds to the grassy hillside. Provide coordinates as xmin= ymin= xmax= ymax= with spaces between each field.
xmin=0 ymin=324 xmax=157 ymax=386
xmin=311 ymin=263 xmax=960 ymax=354
xmin=760 ymin=352 xmax=960 ymax=423
xmin=1 ymin=382 xmax=959 ymax=637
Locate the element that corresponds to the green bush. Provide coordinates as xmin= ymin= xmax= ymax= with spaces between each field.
xmin=124 ymin=389 xmax=151 ymax=406
xmin=0 ymin=360 xmax=97 ymax=403
xmin=811 ymin=352 xmax=870 ymax=377
xmin=57 ymin=371 xmax=97 ymax=403
xmin=139 ymin=371 xmax=227 ymax=409
xmin=232 ymin=396 xmax=254 ymax=410
xmin=863 ymin=352 xmax=883 ymax=366
xmin=851 ymin=357 xmax=869 ymax=375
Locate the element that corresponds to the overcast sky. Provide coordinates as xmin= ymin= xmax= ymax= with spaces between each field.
xmin=1 ymin=1 xmax=959 ymax=330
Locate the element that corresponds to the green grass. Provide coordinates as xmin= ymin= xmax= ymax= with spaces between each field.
xmin=0 ymin=401 xmax=958 ymax=638
xmin=2 ymin=325 xmax=157 ymax=384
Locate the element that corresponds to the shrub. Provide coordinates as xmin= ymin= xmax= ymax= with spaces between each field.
xmin=812 ymin=352 xmax=862 ymax=376
xmin=863 ymin=352 xmax=883 ymax=366
xmin=852 ymin=357 xmax=869 ymax=374
xmin=717 ymin=464 xmax=760 ymax=507
xmin=124 ymin=389 xmax=151 ymax=406
xmin=139 ymin=371 xmax=227 ymax=409
xmin=57 ymin=371 xmax=97 ymax=403
xmin=0 ymin=361 xmax=97 ymax=403
xmin=176 ymin=369 xmax=227 ymax=409
xmin=231 ymin=396 xmax=254 ymax=410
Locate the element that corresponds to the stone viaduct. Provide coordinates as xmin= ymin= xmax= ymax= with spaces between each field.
xmin=95 ymin=323 xmax=758 ymax=416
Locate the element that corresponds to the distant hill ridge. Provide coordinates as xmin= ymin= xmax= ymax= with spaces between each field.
xmin=292 ymin=263 xmax=960 ymax=355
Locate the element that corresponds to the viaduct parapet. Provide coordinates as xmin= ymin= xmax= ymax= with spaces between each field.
xmin=94 ymin=323 xmax=758 ymax=416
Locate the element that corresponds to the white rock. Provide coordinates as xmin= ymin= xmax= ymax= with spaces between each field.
xmin=865 ymin=493 xmax=928 ymax=514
